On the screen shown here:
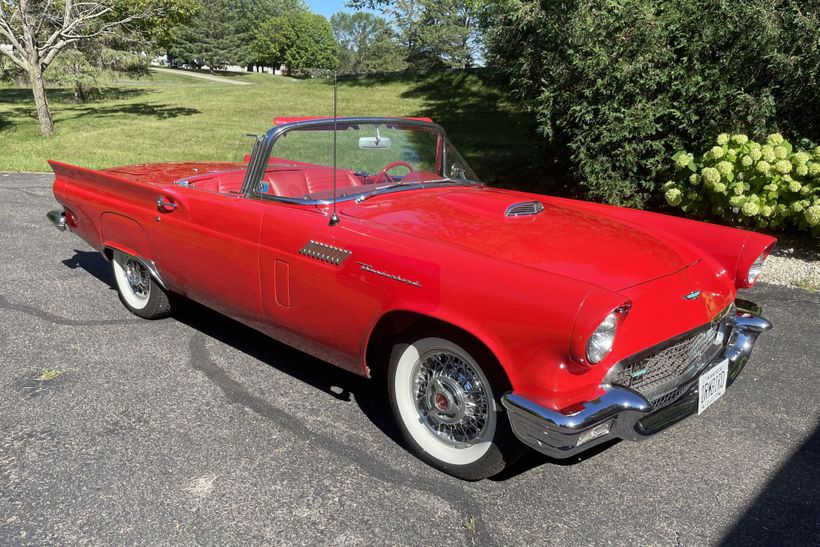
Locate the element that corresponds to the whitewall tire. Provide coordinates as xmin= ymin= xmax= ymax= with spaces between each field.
xmin=111 ymin=250 xmax=173 ymax=319
xmin=388 ymin=336 xmax=523 ymax=480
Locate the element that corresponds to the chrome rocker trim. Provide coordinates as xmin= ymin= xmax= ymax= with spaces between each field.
xmin=502 ymin=301 xmax=772 ymax=459
xmin=47 ymin=209 xmax=67 ymax=231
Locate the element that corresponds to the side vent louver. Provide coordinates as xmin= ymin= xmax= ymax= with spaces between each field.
xmin=299 ymin=240 xmax=351 ymax=266
xmin=505 ymin=200 xmax=545 ymax=217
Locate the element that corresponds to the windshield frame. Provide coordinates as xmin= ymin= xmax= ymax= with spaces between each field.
xmin=240 ymin=117 xmax=482 ymax=204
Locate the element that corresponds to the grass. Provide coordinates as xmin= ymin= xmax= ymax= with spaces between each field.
xmin=0 ymin=68 xmax=539 ymax=186
xmin=37 ymin=369 xmax=64 ymax=381
xmin=794 ymin=278 xmax=819 ymax=292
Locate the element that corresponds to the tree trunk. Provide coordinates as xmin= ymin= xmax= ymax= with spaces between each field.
xmin=74 ymin=81 xmax=86 ymax=103
xmin=29 ymin=66 xmax=55 ymax=136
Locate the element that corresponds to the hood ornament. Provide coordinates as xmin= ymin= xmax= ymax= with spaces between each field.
xmin=682 ymin=290 xmax=701 ymax=301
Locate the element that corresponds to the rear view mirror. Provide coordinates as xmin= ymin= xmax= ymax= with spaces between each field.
xmin=359 ymin=136 xmax=392 ymax=149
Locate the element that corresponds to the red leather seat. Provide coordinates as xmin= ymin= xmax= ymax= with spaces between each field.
xmin=264 ymin=167 xmax=363 ymax=198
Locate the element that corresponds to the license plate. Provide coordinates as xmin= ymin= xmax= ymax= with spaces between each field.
xmin=698 ymin=359 xmax=729 ymax=415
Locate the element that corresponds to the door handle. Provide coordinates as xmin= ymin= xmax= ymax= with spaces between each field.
xmin=157 ymin=197 xmax=177 ymax=211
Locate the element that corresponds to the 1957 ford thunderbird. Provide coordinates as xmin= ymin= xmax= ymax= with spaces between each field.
xmin=47 ymin=116 xmax=775 ymax=480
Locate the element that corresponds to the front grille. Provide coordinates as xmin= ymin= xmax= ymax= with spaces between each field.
xmin=607 ymin=316 xmax=729 ymax=406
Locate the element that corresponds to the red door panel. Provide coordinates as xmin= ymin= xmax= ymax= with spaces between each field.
xmin=149 ymin=187 xmax=266 ymax=327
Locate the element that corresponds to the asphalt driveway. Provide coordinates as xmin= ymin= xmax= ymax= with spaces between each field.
xmin=1 ymin=173 xmax=818 ymax=546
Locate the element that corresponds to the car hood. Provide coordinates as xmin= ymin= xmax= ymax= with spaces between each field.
xmin=342 ymin=186 xmax=703 ymax=292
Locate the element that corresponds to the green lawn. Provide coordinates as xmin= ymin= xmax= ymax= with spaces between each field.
xmin=0 ymin=69 xmax=539 ymax=186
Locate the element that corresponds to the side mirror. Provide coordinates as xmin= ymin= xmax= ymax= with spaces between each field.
xmin=359 ymin=136 xmax=392 ymax=149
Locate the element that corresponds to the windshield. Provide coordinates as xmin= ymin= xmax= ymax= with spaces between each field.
xmin=254 ymin=121 xmax=479 ymax=202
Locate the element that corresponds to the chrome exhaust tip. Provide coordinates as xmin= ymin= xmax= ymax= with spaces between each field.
xmin=47 ymin=209 xmax=67 ymax=231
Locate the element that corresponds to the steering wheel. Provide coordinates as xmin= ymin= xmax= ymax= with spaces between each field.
xmin=374 ymin=161 xmax=414 ymax=184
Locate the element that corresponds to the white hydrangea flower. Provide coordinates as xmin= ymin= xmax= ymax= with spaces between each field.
xmin=702 ymin=167 xmax=720 ymax=186
xmin=766 ymin=133 xmax=784 ymax=146
xmin=742 ymin=201 xmax=760 ymax=216
xmin=716 ymin=161 xmax=733 ymax=177
xmin=775 ymin=160 xmax=792 ymax=174
xmin=805 ymin=204 xmax=820 ymax=227
xmin=665 ymin=187 xmax=683 ymax=206
xmin=792 ymin=151 xmax=810 ymax=165
xmin=708 ymin=146 xmax=725 ymax=160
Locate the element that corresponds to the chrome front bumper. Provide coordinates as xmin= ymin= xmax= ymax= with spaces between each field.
xmin=502 ymin=301 xmax=772 ymax=459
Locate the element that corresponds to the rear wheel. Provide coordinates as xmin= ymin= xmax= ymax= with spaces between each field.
xmin=388 ymin=336 xmax=523 ymax=480
xmin=111 ymin=250 xmax=173 ymax=319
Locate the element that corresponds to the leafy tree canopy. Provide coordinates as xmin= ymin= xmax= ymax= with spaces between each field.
xmin=330 ymin=11 xmax=405 ymax=73
xmin=347 ymin=0 xmax=483 ymax=69
xmin=251 ymin=11 xmax=338 ymax=74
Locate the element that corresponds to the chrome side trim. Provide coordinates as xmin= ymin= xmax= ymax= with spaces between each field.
xmin=505 ymin=200 xmax=545 ymax=217
xmin=103 ymin=247 xmax=169 ymax=290
xmin=47 ymin=209 xmax=67 ymax=231
xmin=357 ymin=261 xmax=422 ymax=287
xmin=503 ymin=299 xmax=771 ymax=459
xmin=254 ymin=180 xmax=481 ymax=206
xmin=298 ymin=240 xmax=351 ymax=266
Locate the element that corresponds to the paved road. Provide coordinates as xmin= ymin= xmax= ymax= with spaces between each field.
xmin=149 ymin=67 xmax=253 ymax=85
xmin=1 ymin=173 xmax=818 ymax=546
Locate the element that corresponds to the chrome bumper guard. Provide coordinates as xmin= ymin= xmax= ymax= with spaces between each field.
xmin=47 ymin=209 xmax=67 ymax=231
xmin=502 ymin=301 xmax=771 ymax=459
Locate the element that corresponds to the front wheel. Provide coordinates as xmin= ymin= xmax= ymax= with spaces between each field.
xmin=388 ymin=336 xmax=523 ymax=480
xmin=111 ymin=250 xmax=173 ymax=319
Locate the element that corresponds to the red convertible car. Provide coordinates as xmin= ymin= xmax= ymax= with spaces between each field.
xmin=48 ymin=117 xmax=774 ymax=480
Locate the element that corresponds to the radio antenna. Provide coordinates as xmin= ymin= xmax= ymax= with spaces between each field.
xmin=329 ymin=71 xmax=340 ymax=227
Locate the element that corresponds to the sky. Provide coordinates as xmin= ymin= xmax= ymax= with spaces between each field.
xmin=306 ymin=0 xmax=367 ymax=18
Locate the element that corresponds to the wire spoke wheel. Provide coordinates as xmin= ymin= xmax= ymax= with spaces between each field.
xmin=111 ymin=249 xmax=173 ymax=319
xmin=412 ymin=349 xmax=490 ymax=447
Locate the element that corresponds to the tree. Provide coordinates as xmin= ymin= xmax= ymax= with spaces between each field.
xmin=330 ymin=11 xmax=404 ymax=73
xmin=165 ymin=0 xmax=307 ymax=70
xmin=347 ymin=0 xmax=484 ymax=69
xmin=167 ymin=0 xmax=242 ymax=69
xmin=252 ymin=11 xmax=337 ymax=75
xmin=0 ymin=0 xmax=193 ymax=136
xmin=49 ymin=38 xmax=150 ymax=103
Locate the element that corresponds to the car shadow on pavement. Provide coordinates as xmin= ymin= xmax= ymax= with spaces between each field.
xmin=490 ymin=437 xmax=621 ymax=481
xmin=171 ymin=297 xmax=405 ymax=446
xmin=719 ymin=424 xmax=820 ymax=546
xmin=174 ymin=295 xmax=615 ymax=480
xmin=63 ymin=248 xmax=617 ymax=480
xmin=62 ymin=250 xmax=117 ymax=290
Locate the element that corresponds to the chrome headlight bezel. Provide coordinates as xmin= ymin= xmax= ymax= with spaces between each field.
xmin=586 ymin=311 xmax=619 ymax=364
xmin=747 ymin=252 xmax=766 ymax=285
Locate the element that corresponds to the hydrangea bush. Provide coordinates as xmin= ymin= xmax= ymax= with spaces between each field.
xmin=663 ymin=134 xmax=820 ymax=235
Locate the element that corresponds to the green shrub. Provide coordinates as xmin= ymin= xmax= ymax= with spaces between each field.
xmin=663 ymin=134 xmax=820 ymax=234
xmin=483 ymin=0 xmax=820 ymax=208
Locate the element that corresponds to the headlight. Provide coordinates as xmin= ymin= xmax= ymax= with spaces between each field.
xmin=747 ymin=252 xmax=765 ymax=285
xmin=586 ymin=311 xmax=619 ymax=364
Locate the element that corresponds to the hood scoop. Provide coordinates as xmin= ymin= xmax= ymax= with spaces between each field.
xmin=505 ymin=200 xmax=545 ymax=217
